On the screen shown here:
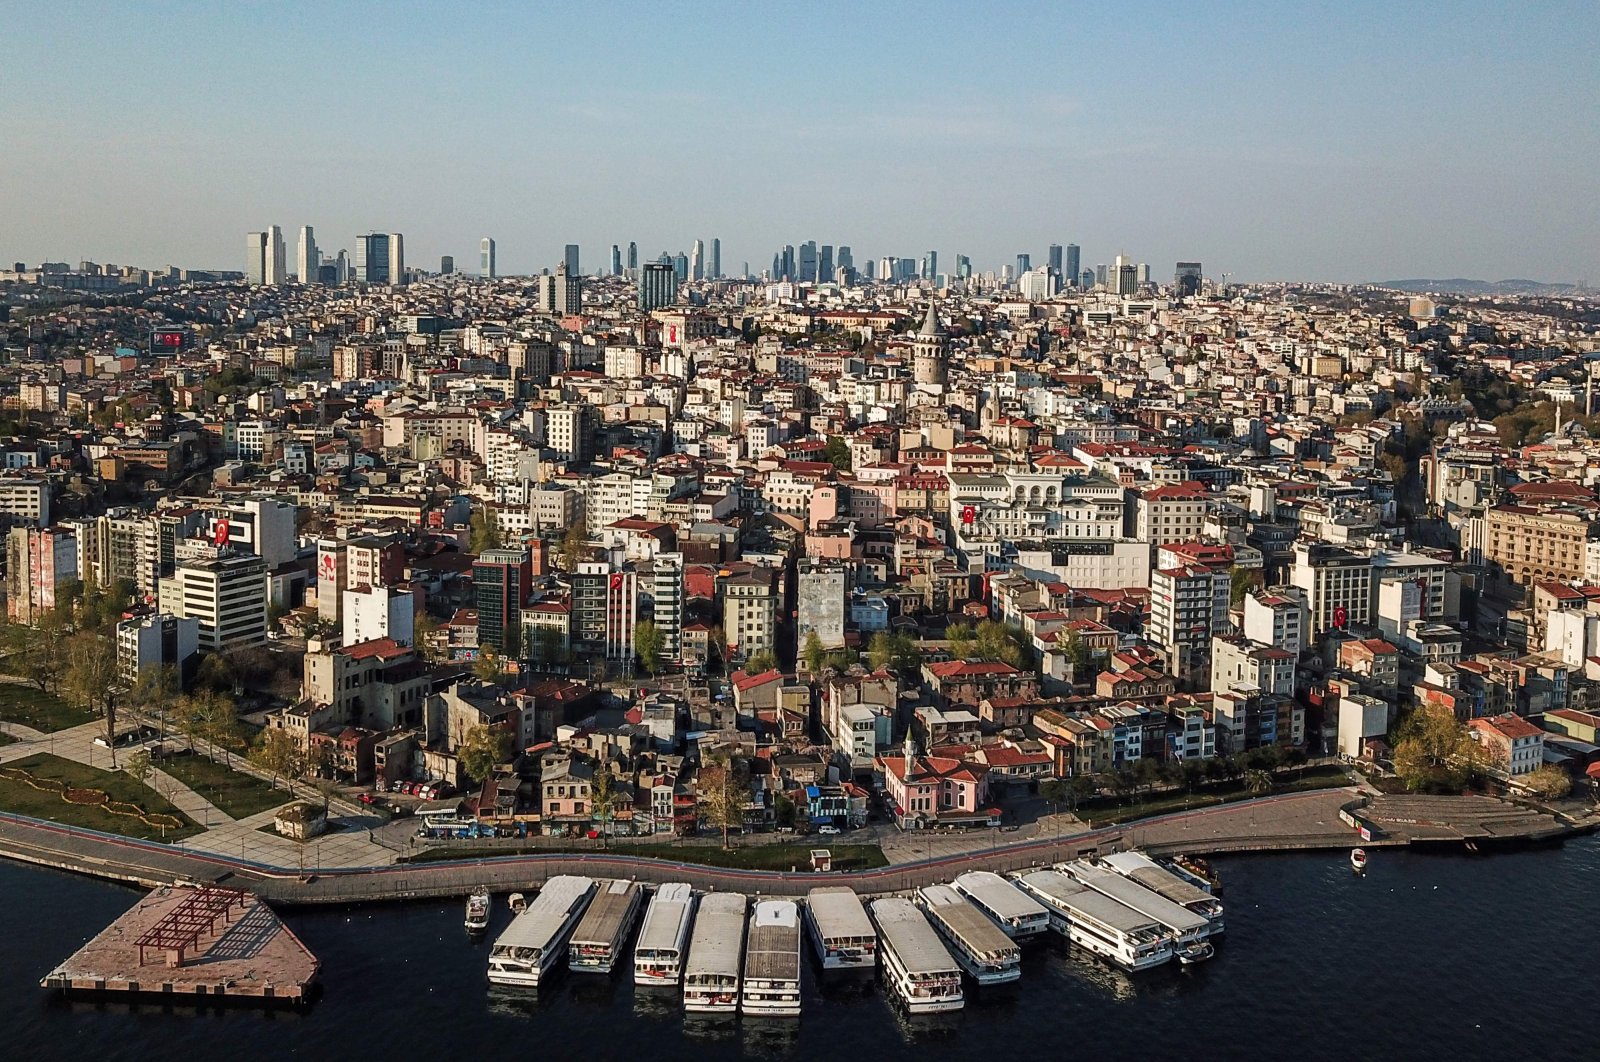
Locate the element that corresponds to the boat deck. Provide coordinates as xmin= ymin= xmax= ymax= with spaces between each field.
xmin=571 ymin=880 xmax=640 ymax=950
xmin=743 ymin=901 xmax=800 ymax=982
xmin=40 ymin=884 xmax=318 ymax=1005
xmin=918 ymin=885 xmax=1019 ymax=965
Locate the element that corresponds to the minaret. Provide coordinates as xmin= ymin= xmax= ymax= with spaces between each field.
xmin=901 ymin=733 xmax=915 ymax=783
xmin=912 ymin=300 xmax=949 ymax=388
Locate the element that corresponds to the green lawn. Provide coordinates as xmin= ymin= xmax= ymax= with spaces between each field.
xmin=156 ymin=751 xmax=289 ymax=819
xmin=0 ymin=753 xmax=202 ymax=841
xmin=1077 ymin=766 xmax=1354 ymax=827
xmin=0 ymin=731 xmax=16 ymax=746
xmin=409 ymin=841 xmax=891 ymax=871
xmin=0 ymin=685 xmax=98 ymax=733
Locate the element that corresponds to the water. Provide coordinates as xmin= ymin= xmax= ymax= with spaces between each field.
xmin=4 ymin=837 xmax=1597 ymax=1062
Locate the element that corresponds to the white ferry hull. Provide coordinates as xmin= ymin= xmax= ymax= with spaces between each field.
xmin=902 ymin=995 xmax=964 ymax=1014
xmin=740 ymin=998 xmax=801 ymax=1018
xmin=684 ymin=995 xmax=739 ymax=1014
xmin=570 ymin=958 xmax=617 ymax=975
xmin=634 ymin=968 xmax=681 ymax=987
xmin=805 ymin=915 xmax=876 ymax=972
xmin=487 ymin=965 xmax=553 ymax=988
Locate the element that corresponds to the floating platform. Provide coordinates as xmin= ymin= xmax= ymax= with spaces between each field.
xmin=40 ymin=884 xmax=319 ymax=1005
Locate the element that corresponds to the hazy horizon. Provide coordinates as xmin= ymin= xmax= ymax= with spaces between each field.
xmin=3 ymin=1 xmax=1597 ymax=284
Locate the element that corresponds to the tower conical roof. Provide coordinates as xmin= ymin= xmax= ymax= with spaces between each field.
xmin=919 ymin=300 xmax=946 ymax=337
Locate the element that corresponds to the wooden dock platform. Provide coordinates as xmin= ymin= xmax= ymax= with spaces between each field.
xmin=40 ymin=884 xmax=319 ymax=1005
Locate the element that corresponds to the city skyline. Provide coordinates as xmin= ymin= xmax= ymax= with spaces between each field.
xmin=2 ymin=2 xmax=1597 ymax=282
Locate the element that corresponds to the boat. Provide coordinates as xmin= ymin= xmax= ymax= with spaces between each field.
xmin=950 ymin=870 xmax=1051 ymax=943
xmin=740 ymin=899 xmax=802 ymax=1017
xmin=1059 ymin=860 xmax=1216 ymax=952
xmin=1101 ymin=850 xmax=1224 ymax=934
xmin=509 ymin=892 xmax=528 ymax=914
xmin=1350 ymin=848 xmax=1368 ymax=873
xmin=683 ymin=892 xmax=746 ymax=1013
xmin=869 ymin=896 xmax=964 ymax=1014
xmin=635 ymin=883 xmax=697 ymax=986
xmin=487 ymin=875 xmax=596 ymax=987
xmin=1012 ymin=869 xmax=1173 ymax=972
xmin=915 ymin=884 xmax=1021 ymax=986
xmin=1177 ymin=941 xmax=1216 ymax=965
xmin=465 ymin=890 xmax=491 ymax=932
xmin=569 ymin=880 xmax=644 ymax=974
xmin=804 ymin=886 xmax=876 ymax=972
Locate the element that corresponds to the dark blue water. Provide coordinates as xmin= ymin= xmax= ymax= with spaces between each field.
xmin=5 ymin=837 xmax=1596 ymax=1061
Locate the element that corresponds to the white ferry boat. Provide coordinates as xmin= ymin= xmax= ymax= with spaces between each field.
xmin=1100 ymin=851 xmax=1224 ymax=934
xmin=1060 ymin=860 xmax=1215 ymax=960
xmin=915 ymin=884 xmax=1021 ymax=986
xmin=804 ymin=886 xmax=876 ymax=972
xmin=1013 ymin=869 xmax=1172 ymax=972
xmin=487 ymin=876 xmax=596 ymax=987
xmin=634 ymin=883 xmax=696 ymax=987
xmin=950 ymin=870 xmax=1051 ymax=942
xmin=683 ymin=891 xmax=746 ymax=1014
xmin=569 ymin=879 xmax=644 ymax=974
xmin=740 ymin=899 xmax=802 ymax=1018
xmin=869 ymin=896 xmax=964 ymax=1014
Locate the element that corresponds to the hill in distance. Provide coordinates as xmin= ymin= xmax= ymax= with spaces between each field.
xmin=1367 ymin=278 xmax=1579 ymax=295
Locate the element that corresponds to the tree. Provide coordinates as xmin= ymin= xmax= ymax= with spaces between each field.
xmin=1230 ymin=565 xmax=1259 ymax=608
xmin=1393 ymin=703 xmax=1481 ymax=793
xmin=697 ymin=751 xmax=752 ymax=849
xmin=946 ymin=623 xmax=978 ymax=660
xmin=634 ymin=620 xmax=665 ymax=676
xmin=1523 ymin=765 xmax=1572 ymax=801
xmin=868 ymin=631 xmax=922 ymax=673
xmin=126 ymin=664 xmax=181 ymax=738
xmin=590 ymin=761 xmax=617 ymax=844
xmin=555 ymin=521 xmax=590 ymax=573
xmin=774 ymin=792 xmax=797 ymax=829
xmin=458 ymin=724 xmax=513 ymax=784
xmin=469 ymin=508 xmax=503 ymax=554
xmin=472 ymin=648 xmax=510 ymax=685
xmin=1 ymin=609 xmax=68 ymax=692
xmin=195 ymin=651 xmax=235 ymax=694
xmin=1245 ymin=769 xmax=1274 ymax=796
xmin=63 ymin=632 xmax=119 ymax=764
xmin=802 ymin=631 xmax=826 ymax=673
xmin=251 ymin=728 xmax=303 ymax=791
xmin=743 ymin=649 xmax=778 ymax=674
xmin=123 ymin=748 xmax=153 ymax=788
xmin=413 ymin=611 xmax=441 ymax=662
xmin=1067 ymin=773 xmax=1098 ymax=811
xmin=1132 ymin=757 xmax=1162 ymax=798
xmin=822 ymin=436 xmax=851 ymax=471
xmin=1062 ymin=629 xmax=1091 ymax=683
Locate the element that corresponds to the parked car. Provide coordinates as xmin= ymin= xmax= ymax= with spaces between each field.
xmin=818 ymin=825 xmax=841 ymax=835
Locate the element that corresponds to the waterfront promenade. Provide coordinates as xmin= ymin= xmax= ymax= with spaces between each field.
xmin=1 ymin=784 xmax=1583 ymax=905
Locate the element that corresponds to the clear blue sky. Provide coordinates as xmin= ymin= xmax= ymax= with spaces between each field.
xmin=2 ymin=1 xmax=1596 ymax=282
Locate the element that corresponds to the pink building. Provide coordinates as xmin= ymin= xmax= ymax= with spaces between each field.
xmin=875 ymin=750 xmax=994 ymax=828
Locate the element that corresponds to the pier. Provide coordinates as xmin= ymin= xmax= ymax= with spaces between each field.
xmin=40 ymin=883 xmax=318 ymax=1004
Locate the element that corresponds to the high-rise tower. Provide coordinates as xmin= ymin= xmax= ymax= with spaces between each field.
xmin=297 ymin=226 xmax=318 ymax=284
xmin=912 ymin=300 xmax=949 ymax=388
xmin=480 ymin=237 xmax=496 ymax=279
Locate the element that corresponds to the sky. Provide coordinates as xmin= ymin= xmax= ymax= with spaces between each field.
xmin=2 ymin=1 xmax=1597 ymax=283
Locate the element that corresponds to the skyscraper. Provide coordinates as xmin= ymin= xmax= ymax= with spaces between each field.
xmin=297 ymin=226 xmax=318 ymax=284
xmin=1095 ymin=263 xmax=1108 ymax=288
xmin=780 ymin=244 xmax=795 ymax=280
xmin=355 ymin=233 xmax=403 ymax=285
xmin=1174 ymin=262 xmax=1203 ymax=298
xmin=440 ymin=255 xmax=454 ymax=275
xmin=627 ymin=241 xmax=638 ymax=271
xmin=480 ymin=237 xmax=496 ymax=279
xmin=1015 ymin=253 xmax=1031 ymax=278
xmin=265 ymin=225 xmax=286 ymax=285
xmin=955 ymin=254 xmax=972 ymax=279
xmin=672 ymin=253 xmax=688 ymax=283
xmin=1048 ymin=243 xmax=1063 ymax=276
xmin=563 ymin=243 xmax=580 ymax=275
xmin=710 ymin=237 xmax=721 ymax=280
xmin=638 ymin=261 xmax=676 ymax=311
xmin=245 ymin=231 xmax=267 ymax=285
xmin=611 ymin=244 xmax=622 ymax=275
xmin=798 ymin=241 xmax=817 ymax=283
xmin=922 ymin=250 xmax=937 ymax=280
xmin=690 ymin=239 xmax=704 ymax=281
xmin=836 ymin=246 xmax=853 ymax=272
xmin=1065 ymin=244 xmax=1081 ymax=288
xmin=819 ymin=244 xmax=833 ymax=282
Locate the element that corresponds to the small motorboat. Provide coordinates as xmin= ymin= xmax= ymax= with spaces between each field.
xmin=466 ymin=889 xmax=492 ymax=932
xmin=1350 ymin=848 xmax=1368 ymax=873
xmin=508 ymin=892 xmax=528 ymax=914
xmin=1177 ymin=942 xmax=1215 ymax=966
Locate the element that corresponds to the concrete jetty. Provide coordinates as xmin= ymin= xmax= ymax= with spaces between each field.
xmin=40 ymin=883 xmax=319 ymax=1005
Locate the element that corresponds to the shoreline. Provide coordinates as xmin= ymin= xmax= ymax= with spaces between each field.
xmin=2 ymin=788 xmax=1589 ymax=906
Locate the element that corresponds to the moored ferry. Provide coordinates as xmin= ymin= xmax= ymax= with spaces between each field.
xmin=869 ymin=896 xmax=964 ymax=1014
xmin=740 ymin=899 xmax=802 ymax=1018
xmin=634 ymin=883 xmax=696 ymax=987
xmin=568 ymin=879 xmax=644 ymax=974
xmin=487 ymin=876 xmax=596 ymax=988
xmin=1100 ymin=851 xmax=1224 ymax=934
xmin=804 ymin=886 xmax=876 ymax=972
xmin=1059 ymin=860 xmax=1215 ymax=959
xmin=950 ymin=870 xmax=1051 ymax=943
xmin=683 ymin=892 xmax=746 ymax=1014
xmin=1013 ymin=869 xmax=1172 ymax=972
xmin=915 ymin=884 xmax=1021 ymax=986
